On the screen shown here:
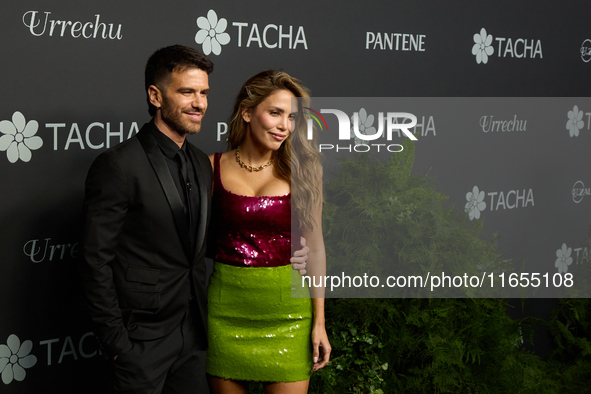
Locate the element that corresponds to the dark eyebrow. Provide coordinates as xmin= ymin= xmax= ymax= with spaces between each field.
xmin=177 ymin=87 xmax=210 ymax=94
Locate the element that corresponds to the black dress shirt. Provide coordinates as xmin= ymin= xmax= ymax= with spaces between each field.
xmin=150 ymin=126 xmax=200 ymax=252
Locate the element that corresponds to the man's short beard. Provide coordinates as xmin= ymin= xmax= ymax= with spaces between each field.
xmin=160 ymin=104 xmax=201 ymax=136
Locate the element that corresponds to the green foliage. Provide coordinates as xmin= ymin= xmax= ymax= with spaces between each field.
xmin=322 ymin=141 xmax=509 ymax=298
xmin=307 ymin=144 xmax=590 ymax=392
xmin=308 ymin=298 xmax=571 ymax=393
xmin=542 ymin=298 xmax=591 ymax=393
xmin=313 ymin=315 xmax=388 ymax=394
xmin=248 ymin=142 xmax=591 ymax=393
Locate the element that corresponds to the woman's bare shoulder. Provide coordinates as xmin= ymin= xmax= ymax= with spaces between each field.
xmin=209 ymin=150 xmax=237 ymax=170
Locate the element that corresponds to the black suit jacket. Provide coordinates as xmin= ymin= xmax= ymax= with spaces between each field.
xmin=81 ymin=121 xmax=212 ymax=358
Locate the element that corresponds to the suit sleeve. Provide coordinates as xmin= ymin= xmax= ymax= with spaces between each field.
xmin=81 ymin=151 xmax=132 ymax=358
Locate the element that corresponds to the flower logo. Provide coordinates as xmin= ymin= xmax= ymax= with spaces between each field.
xmin=0 ymin=111 xmax=43 ymax=163
xmin=555 ymin=243 xmax=573 ymax=273
xmin=0 ymin=334 xmax=37 ymax=385
xmin=566 ymin=105 xmax=584 ymax=137
xmin=195 ymin=9 xmax=230 ymax=56
xmin=350 ymin=108 xmax=377 ymax=145
xmin=472 ymin=28 xmax=494 ymax=64
xmin=465 ymin=185 xmax=486 ymax=220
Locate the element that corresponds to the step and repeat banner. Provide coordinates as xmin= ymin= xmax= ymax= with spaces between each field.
xmin=1 ymin=1 xmax=590 ymax=392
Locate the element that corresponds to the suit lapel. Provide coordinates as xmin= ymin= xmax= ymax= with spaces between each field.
xmin=137 ymin=127 xmax=193 ymax=259
xmin=186 ymin=145 xmax=209 ymax=258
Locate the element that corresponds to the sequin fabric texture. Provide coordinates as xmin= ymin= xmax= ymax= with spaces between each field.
xmin=207 ymin=263 xmax=313 ymax=382
xmin=206 ymin=153 xmax=313 ymax=382
xmin=209 ymin=153 xmax=294 ymax=267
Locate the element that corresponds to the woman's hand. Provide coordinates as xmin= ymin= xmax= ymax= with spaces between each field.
xmin=290 ymin=236 xmax=309 ymax=275
xmin=311 ymin=323 xmax=331 ymax=371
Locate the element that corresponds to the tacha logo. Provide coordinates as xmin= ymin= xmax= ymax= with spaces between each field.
xmin=465 ymin=185 xmax=534 ymax=220
xmin=555 ymin=242 xmax=589 ymax=273
xmin=0 ymin=334 xmax=38 ymax=385
xmin=195 ymin=10 xmax=230 ymax=55
xmin=0 ymin=111 xmax=43 ymax=163
xmin=472 ymin=27 xmax=542 ymax=64
xmin=472 ymin=28 xmax=494 ymax=64
xmin=566 ymin=105 xmax=590 ymax=137
xmin=555 ymin=243 xmax=573 ymax=273
xmin=194 ymin=9 xmax=308 ymax=56
xmin=465 ymin=186 xmax=487 ymax=220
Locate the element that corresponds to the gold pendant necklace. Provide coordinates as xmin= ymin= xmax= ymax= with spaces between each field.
xmin=235 ymin=146 xmax=274 ymax=172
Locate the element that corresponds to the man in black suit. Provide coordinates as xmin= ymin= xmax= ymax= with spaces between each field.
xmin=81 ymin=45 xmax=214 ymax=393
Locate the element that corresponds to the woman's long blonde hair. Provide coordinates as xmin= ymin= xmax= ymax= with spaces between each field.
xmin=227 ymin=70 xmax=322 ymax=230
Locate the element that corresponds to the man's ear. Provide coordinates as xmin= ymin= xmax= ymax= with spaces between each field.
xmin=241 ymin=107 xmax=252 ymax=123
xmin=148 ymin=85 xmax=162 ymax=110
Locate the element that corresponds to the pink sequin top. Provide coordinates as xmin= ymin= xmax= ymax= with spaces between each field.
xmin=209 ymin=153 xmax=298 ymax=267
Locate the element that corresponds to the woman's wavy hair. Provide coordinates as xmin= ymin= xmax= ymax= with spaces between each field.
xmin=227 ymin=70 xmax=322 ymax=230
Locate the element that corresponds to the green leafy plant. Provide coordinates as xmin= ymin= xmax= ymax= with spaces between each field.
xmin=307 ymin=143 xmax=590 ymax=393
xmin=250 ymin=142 xmax=591 ymax=393
xmin=321 ymin=141 xmax=510 ymax=298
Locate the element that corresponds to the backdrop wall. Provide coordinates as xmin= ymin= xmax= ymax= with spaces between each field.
xmin=1 ymin=1 xmax=590 ymax=391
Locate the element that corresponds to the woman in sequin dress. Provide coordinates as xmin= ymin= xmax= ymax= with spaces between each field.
xmin=206 ymin=70 xmax=330 ymax=393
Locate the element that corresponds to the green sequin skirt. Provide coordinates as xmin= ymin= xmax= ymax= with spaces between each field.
xmin=206 ymin=262 xmax=313 ymax=382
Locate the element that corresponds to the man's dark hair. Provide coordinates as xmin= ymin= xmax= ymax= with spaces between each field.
xmin=145 ymin=45 xmax=214 ymax=116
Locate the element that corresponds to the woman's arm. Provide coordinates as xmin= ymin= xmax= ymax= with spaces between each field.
xmin=301 ymin=183 xmax=331 ymax=371
xmin=290 ymin=237 xmax=309 ymax=275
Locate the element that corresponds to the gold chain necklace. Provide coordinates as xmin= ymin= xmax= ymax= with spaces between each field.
xmin=235 ymin=146 xmax=274 ymax=172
